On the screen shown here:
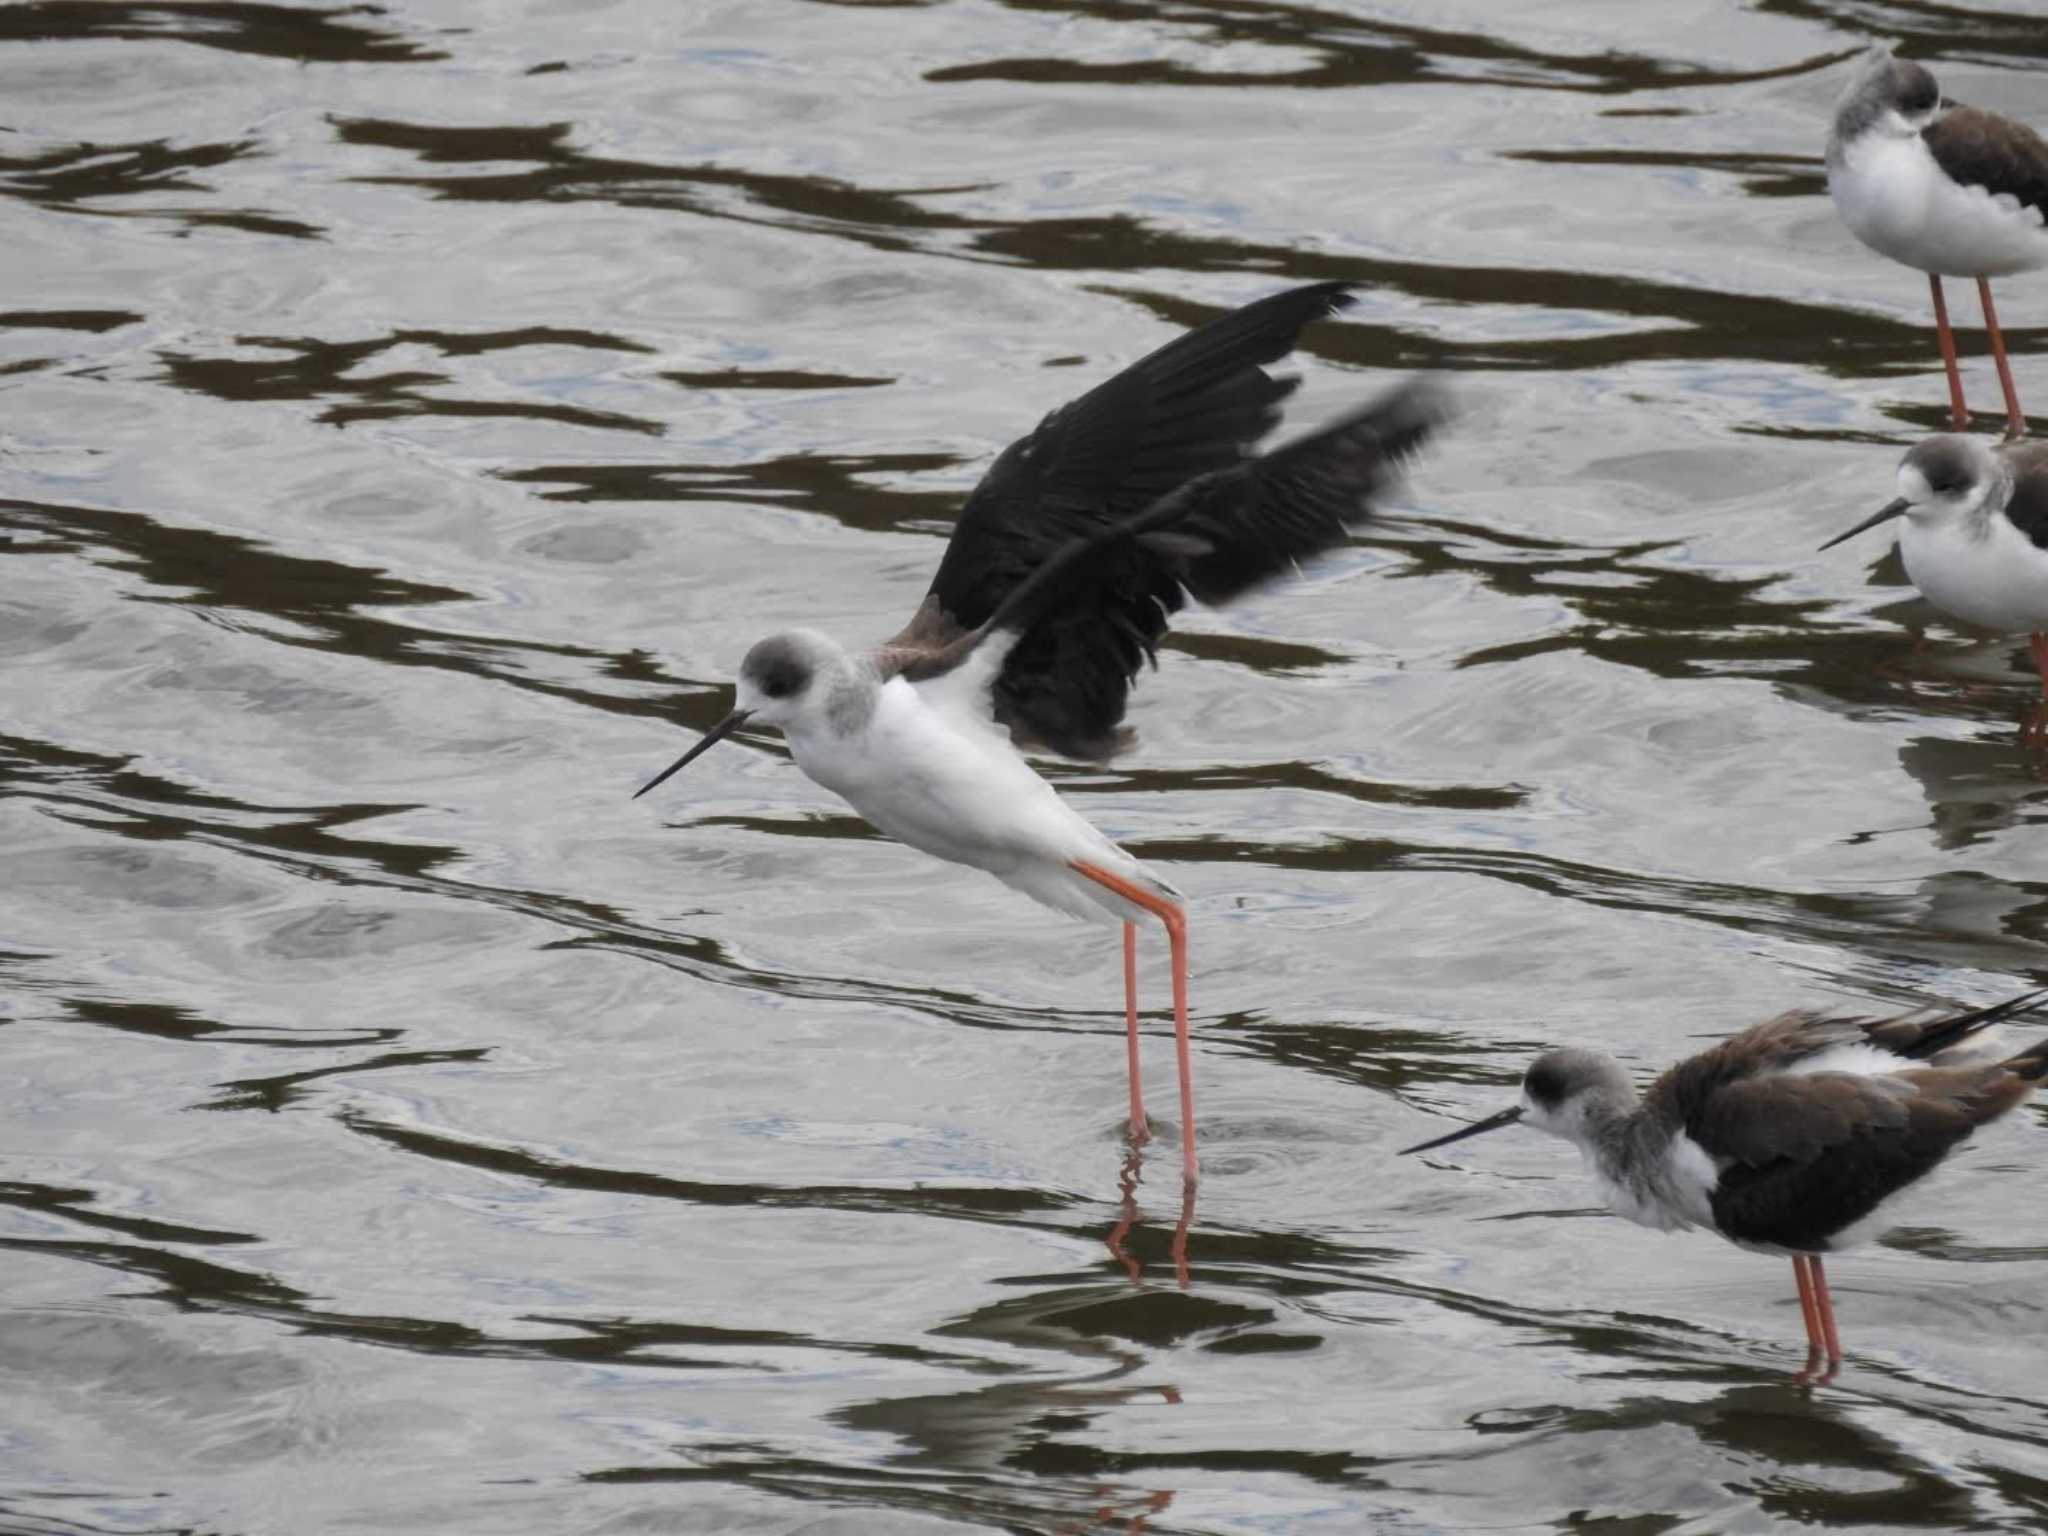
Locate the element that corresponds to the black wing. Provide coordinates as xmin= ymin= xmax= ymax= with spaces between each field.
xmin=1923 ymin=106 xmax=2048 ymax=218
xmin=897 ymin=282 xmax=1357 ymax=760
xmin=894 ymin=377 xmax=1449 ymax=755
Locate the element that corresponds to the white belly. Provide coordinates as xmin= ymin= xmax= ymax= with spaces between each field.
xmin=1901 ymin=512 xmax=2048 ymax=633
xmin=1830 ymin=133 xmax=2048 ymax=278
xmin=786 ymin=679 xmax=1152 ymax=924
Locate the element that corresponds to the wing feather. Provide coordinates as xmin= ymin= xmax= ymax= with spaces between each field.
xmin=888 ymin=377 xmax=1449 ymax=759
xmin=1923 ymin=106 xmax=2048 ymax=220
xmin=894 ymin=282 xmax=1358 ymax=759
xmin=1639 ymin=993 xmax=2048 ymax=1248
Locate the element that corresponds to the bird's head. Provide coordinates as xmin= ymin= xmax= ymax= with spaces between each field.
xmin=1398 ymin=1047 xmax=1634 ymax=1157
xmin=1818 ymin=435 xmax=2000 ymax=552
xmin=732 ymin=629 xmax=843 ymax=729
xmin=632 ymin=628 xmax=849 ymax=801
xmin=1516 ymin=1049 xmax=1637 ymax=1143
xmin=1836 ymin=46 xmax=1941 ymax=140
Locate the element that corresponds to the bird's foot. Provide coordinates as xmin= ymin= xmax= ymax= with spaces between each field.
xmin=2020 ymin=701 xmax=2048 ymax=749
xmin=1791 ymin=1346 xmax=1840 ymax=1389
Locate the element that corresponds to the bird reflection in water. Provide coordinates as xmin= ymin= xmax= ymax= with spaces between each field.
xmin=1056 ymin=1487 xmax=1175 ymax=1535
xmin=1105 ymin=1141 xmax=1194 ymax=1290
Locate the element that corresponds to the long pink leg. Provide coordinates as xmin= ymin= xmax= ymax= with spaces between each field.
xmin=1073 ymin=861 xmax=1197 ymax=1186
xmin=1978 ymin=277 xmax=2026 ymax=440
xmin=1122 ymin=922 xmax=1147 ymax=1143
xmin=1931 ymin=274 xmax=1970 ymax=432
xmin=1171 ymin=1172 xmax=1194 ymax=1290
xmin=1809 ymin=1254 xmax=1843 ymax=1367
xmin=1791 ymin=1255 xmax=1825 ymax=1381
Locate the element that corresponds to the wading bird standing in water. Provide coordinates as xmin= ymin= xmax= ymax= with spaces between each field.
xmin=1402 ymin=992 xmax=2047 ymax=1383
xmin=637 ymin=281 xmax=1446 ymax=1186
xmin=1820 ymin=433 xmax=2048 ymax=741
xmin=1827 ymin=46 xmax=2048 ymax=438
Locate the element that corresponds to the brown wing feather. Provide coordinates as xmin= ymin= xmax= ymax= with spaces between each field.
xmin=1646 ymin=993 xmax=2047 ymax=1130
xmin=1644 ymin=1010 xmax=1866 ymax=1116
xmin=1636 ymin=994 xmax=2047 ymax=1249
xmin=1923 ymin=106 xmax=2048 ymax=218
xmin=1700 ymin=1064 xmax=2033 ymax=1250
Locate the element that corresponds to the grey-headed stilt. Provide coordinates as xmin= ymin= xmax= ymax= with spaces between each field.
xmin=637 ymin=282 xmax=1447 ymax=1187
xmin=1402 ymin=992 xmax=2048 ymax=1381
xmin=1821 ymin=433 xmax=2048 ymax=738
xmin=1828 ymin=47 xmax=2047 ymax=439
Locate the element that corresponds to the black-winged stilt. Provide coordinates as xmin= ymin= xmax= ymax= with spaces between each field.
xmin=637 ymin=282 xmax=1447 ymax=1186
xmin=1827 ymin=46 xmax=2048 ymax=439
xmin=1401 ymin=991 xmax=2048 ymax=1382
xmin=1820 ymin=433 xmax=2048 ymax=737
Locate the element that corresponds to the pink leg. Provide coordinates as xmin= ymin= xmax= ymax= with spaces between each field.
xmin=1978 ymin=277 xmax=2026 ymax=440
xmin=1122 ymin=922 xmax=1147 ymax=1143
xmin=1167 ymin=907 xmax=1194 ymax=1188
xmin=1791 ymin=1255 xmax=1825 ymax=1381
xmin=2024 ymin=634 xmax=2048 ymax=747
xmin=1792 ymin=1255 xmax=1821 ymax=1345
xmin=1810 ymin=1253 xmax=1843 ymax=1366
xmin=1073 ymin=862 xmax=1197 ymax=1186
xmin=1931 ymin=274 xmax=1969 ymax=432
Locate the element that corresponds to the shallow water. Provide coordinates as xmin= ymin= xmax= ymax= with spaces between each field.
xmin=7 ymin=2 xmax=2048 ymax=1531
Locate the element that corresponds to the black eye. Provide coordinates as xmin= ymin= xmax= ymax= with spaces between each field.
xmin=758 ymin=660 xmax=803 ymax=699
xmin=741 ymin=635 xmax=814 ymax=701
xmin=1918 ymin=449 xmax=1971 ymax=496
xmin=1524 ymin=1059 xmax=1566 ymax=1108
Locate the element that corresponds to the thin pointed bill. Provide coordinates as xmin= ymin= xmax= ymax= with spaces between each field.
xmin=633 ymin=708 xmax=753 ymax=800
xmin=1818 ymin=496 xmax=1910 ymax=552
xmin=1397 ymin=1104 xmax=1523 ymax=1156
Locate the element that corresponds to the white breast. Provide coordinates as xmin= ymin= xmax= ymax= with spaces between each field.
xmin=1831 ymin=132 xmax=2048 ymax=278
xmin=1901 ymin=509 xmax=2048 ymax=634
xmin=786 ymin=678 xmax=1138 ymax=923
xmin=1589 ymin=1131 xmax=1719 ymax=1234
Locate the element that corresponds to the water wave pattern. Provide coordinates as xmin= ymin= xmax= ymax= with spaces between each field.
xmin=7 ymin=1 xmax=2048 ymax=1532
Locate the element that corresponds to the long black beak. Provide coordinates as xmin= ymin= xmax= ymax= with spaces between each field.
xmin=632 ymin=707 xmax=753 ymax=800
xmin=1818 ymin=496 xmax=1910 ymax=552
xmin=1398 ymin=1104 xmax=1523 ymax=1156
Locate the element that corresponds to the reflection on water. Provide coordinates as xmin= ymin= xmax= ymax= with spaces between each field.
xmin=7 ymin=0 xmax=2048 ymax=1531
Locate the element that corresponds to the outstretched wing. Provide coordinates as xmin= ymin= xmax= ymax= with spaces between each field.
xmin=888 ymin=377 xmax=1449 ymax=753
xmin=888 ymin=282 xmax=1357 ymax=760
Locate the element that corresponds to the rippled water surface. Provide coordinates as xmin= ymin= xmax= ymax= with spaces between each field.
xmin=9 ymin=2 xmax=2048 ymax=1531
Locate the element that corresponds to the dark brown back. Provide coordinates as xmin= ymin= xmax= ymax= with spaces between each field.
xmin=1923 ymin=107 xmax=2048 ymax=219
xmin=1643 ymin=1008 xmax=2045 ymax=1250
